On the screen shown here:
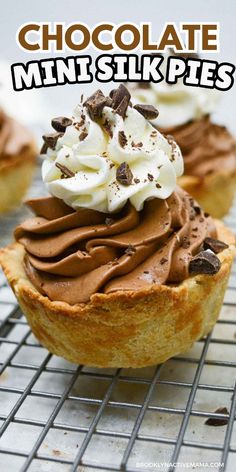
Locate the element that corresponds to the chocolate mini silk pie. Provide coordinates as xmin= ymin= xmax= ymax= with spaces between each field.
xmin=0 ymin=108 xmax=36 ymax=213
xmin=0 ymin=86 xmax=235 ymax=368
xmin=129 ymin=62 xmax=236 ymax=219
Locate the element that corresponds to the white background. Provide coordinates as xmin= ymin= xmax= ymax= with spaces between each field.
xmin=0 ymin=0 xmax=236 ymax=133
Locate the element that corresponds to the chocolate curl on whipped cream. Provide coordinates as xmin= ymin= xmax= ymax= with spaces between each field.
xmin=40 ymin=85 xmax=183 ymax=214
xmin=14 ymin=188 xmax=225 ymax=305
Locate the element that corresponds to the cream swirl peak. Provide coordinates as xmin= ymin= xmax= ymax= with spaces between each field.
xmin=41 ymin=85 xmax=183 ymax=213
xmin=129 ymin=82 xmax=220 ymax=129
xmin=128 ymin=50 xmax=220 ymax=128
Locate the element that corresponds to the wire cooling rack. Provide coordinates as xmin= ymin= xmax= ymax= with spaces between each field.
xmin=0 ymin=175 xmax=235 ymax=472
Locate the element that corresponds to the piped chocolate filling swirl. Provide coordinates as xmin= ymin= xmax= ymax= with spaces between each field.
xmin=160 ymin=116 xmax=236 ymax=177
xmin=15 ymin=188 xmax=226 ymax=305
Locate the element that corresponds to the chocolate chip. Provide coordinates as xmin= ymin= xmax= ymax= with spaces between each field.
xmin=105 ymin=217 xmax=114 ymax=226
xmin=42 ymin=132 xmax=64 ymax=150
xmin=189 ymin=250 xmax=221 ymax=275
xmin=84 ymin=90 xmax=107 ymax=120
xmin=147 ymin=173 xmax=154 ymax=182
xmin=115 ymin=96 xmax=130 ymax=119
xmin=134 ymin=178 xmax=140 ymax=184
xmin=156 ymin=183 xmax=162 ymax=189
xmin=203 ymin=237 xmax=229 ymax=254
xmin=116 ymin=162 xmax=133 ymax=186
xmin=111 ymin=85 xmax=131 ymax=119
xmin=103 ymin=119 xmax=113 ymax=138
xmin=51 ymin=116 xmax=72 ymax=132
xmin=55 ymin=162 xmax=75 ymax=178
xmin=79 ymin=130 xmax=88 ymax=141
xmin=118 ymin=131 xmax=128 ymax=148
xmin=134 ymin=104 xmax=159 ymax=120
xmin=205 ymin=407 xmax=229 ymax=427
xmin=105 ymin=96 xmax=113 ymax=107
xmin=125 ymin=245 xmax=136 ymax=255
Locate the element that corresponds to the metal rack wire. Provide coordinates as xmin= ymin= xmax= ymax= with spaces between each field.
xmin=0 ymin=190 xmax=235 ymax=471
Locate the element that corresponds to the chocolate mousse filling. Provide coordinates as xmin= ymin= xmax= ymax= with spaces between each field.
xmin=159 ymin=116 xmax=236 ymax=177
xmin=15 ymin=188 xmax=227 ymax=305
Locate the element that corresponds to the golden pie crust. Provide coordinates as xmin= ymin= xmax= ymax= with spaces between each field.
xmin=0 ymin=143 xmax=36 ymax=214
xmin=0 ymin=220 xmax=235 ymax=368
xmin=178 ymin=170 xmax=235 ymax=219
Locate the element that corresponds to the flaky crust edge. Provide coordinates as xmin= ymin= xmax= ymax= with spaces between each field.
xmin=178 ymin=170 xmax=236 ymax=219
xmin=0 ymin=143 xmax=37 ymax=214
xmin=0 ymin=220 xmax=235 ymax=368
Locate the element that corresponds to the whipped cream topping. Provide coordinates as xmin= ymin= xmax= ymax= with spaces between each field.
xmin=42 ymin=88 xmax=183 ymax=213
xmin=129 ymin=75 xmax=220 ymax=129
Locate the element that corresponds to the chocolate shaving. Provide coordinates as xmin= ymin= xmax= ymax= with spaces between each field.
xmin=151 ymin=131 xmax=157 ymax=137
xmin=205 ymin=407 xmax=229 ymax=426
xmin=118 ymin=131 xmax=128 ymax=148
xmin=42 ymin=132 xmax=64 ymax=150
xmin=79 ymin=131 xmax=88 ymax=141
xmin=147 ymin=173 xmax=154 ymax=182
xmin=84 ymin=90 xmax=107 ymax=120
xmin=189 ymin=250 xmax=221 ymax=275
xmin=103 ymin=119 xmax=113 ymax=138
xmin=116 ymin=162 xmax=133 ymax=186
xmin=115 ymin=96 xmax=130 ymax=119
xmin=40 ymin=142 xmax=49 ymax=154
xmin=134 ymin=178 xmax=140 ymax=184
xmin=134 ymin=104 xmax=159 ymax=120
xmin=125 ymin=245 xmax=136 ymax=255
xmin=203 ymin=237 xmax=229 ymax=254
xmin=111 ymin=85 xmax=131 ymax=119
xmin=55 ymin=163 xmax=75 ymax=178
xmin=131 ymin=141 xmax=143 ymax=148
xmin=74 ymin=116 xmax=85 ymax=130
xmin=156 ymin=183 xmax=162 ymax=189
xmin=165 ymin=134 xmax=175 ymax=144
xmin=51 ymin=116 xmax=72 ymax=132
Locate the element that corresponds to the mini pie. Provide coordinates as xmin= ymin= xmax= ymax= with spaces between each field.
xmin=129 ymin=75 xmax=236 ymax=219
xmin=0 ymin=86 xmax=235 ymax=368
xmin=161 ymin=118 xmax=236 ymax=219
xmin=0 ymin=109 xmax=37 ymax=214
